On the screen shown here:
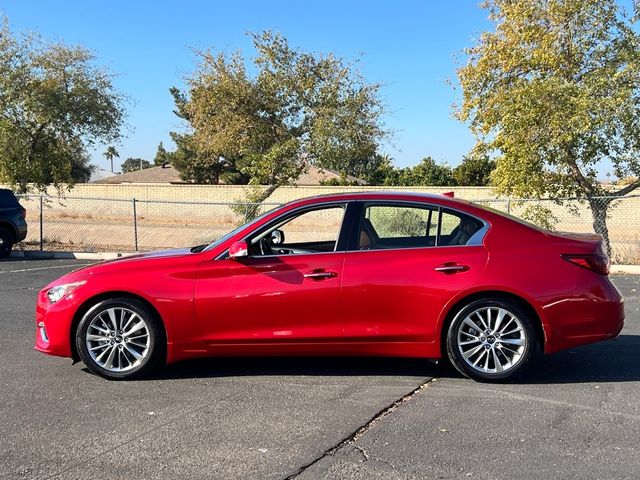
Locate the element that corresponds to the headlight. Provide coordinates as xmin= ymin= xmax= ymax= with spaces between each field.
xmin=46 ymin=281 xmax=86 ymax=304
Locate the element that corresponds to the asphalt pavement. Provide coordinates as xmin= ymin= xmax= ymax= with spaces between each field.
xmin=0 ymin=259 xmax=638 ymax=479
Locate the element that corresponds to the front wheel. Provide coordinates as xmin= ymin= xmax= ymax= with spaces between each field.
xmin=446 ymin=298 xmax=537 ymax=382
xmin=76 ymin=298 xmax=164 ymax=380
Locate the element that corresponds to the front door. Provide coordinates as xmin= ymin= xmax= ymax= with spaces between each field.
xmin=195 ymin=203 xmax=349 ymax=345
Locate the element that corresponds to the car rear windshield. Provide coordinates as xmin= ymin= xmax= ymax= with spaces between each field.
xmin=472 ymin=202 xmax=549 ymax=233
xmin=0 ymin=189 xmax=19 ymax=207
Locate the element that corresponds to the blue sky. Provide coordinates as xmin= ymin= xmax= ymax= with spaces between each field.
xmin=1 ymin=1 xmax=632 ymax=174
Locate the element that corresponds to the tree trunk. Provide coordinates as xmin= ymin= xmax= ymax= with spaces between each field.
xmin=588 ymin=198 xmax=611 ymax=258
xmin=241 ymin=184 xmax=279 ymax=222
xmin=17 ymin=180 xmax=28 ymax=194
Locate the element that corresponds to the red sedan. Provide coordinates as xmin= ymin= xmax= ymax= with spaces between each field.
xmin=35 ymin=192 xmax=624 ymax=382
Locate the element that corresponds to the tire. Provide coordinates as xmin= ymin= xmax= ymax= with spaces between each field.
xmin=0 ymin=227 xmax=13 ymax=259
xmin=76 ymin=297 xmax=164 ymax=380
xmin=446 ymin=298 xmax=537 ymax=382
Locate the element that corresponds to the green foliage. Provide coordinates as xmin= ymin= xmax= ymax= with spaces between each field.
xmin=455 ymin=0 xmax=640 ymax=253
xmin=174 ymin=31 xmax=387 ymax=201
xmin=381 ymin=157 xmax=457 ymax=187
xmin=103 ymin=146 xmax=119 ymax=172
xmin=453 ymin=154 xmax=495 ymax=186
xmin=520 ymin=204 xmax=559 ymax=231
xmin=121 ymin=157 xmax=151 ymax=173
xmin=0 ymin=17 xmax=124 ymax=192
xmin=154 ymin=142 xmax=170 ymax=166
xmin=168 ymin=87 xmax=245 ymax=184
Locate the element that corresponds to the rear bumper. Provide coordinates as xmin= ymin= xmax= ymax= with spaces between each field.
xmin=542 ymin=278 xmax=625 ymax=354
xmin=17 ymin=223 xmax=27 ymax=242
xmin=13 ymin=216 xmax=28 ymax=241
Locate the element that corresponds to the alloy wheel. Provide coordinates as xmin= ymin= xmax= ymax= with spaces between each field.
xmin=456 ymin=306 xmax=527 ymax=374
xmin=85 ymin=307 xmax=151 ymax=372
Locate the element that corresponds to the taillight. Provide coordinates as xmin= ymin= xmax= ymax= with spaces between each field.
xmin=21 ymin=207 xmax=26 ymax=219
xmin=561 ymin=254 xmax=610 ymax=275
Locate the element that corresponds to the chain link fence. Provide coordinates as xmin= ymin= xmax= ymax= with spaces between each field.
xmin=13 ymin=193 xmax=640 ymax=264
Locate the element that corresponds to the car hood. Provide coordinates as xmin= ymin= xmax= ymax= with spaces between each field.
xmin=55 ymin=248 xmax=197 ymax=281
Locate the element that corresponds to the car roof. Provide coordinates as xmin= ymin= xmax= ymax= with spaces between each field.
xmin=283 ymin=191 xmax=473 ymax=208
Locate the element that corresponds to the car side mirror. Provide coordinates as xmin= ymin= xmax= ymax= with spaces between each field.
xmin=270 ymin=229 xmax=285 ymax=245
xmin=229 ymin=240 xmax=248 ymax=259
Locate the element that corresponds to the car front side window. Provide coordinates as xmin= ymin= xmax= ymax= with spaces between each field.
xmin=248 ymin=204 xmax=346 ymax=257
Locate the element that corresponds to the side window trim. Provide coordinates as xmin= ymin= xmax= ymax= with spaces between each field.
xmin=347 ymin=200 xmax=489 ymax=252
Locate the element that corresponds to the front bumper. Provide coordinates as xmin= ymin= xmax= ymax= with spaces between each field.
xmin=34 ymin=289 xmax=79 ymax=358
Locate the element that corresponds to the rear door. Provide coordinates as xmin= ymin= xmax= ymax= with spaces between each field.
xmin=340 ymin=201 xmax=489 ymax=343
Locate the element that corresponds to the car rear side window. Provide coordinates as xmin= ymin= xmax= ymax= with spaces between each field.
xmin=0 ymin=189 xmax=19 ymax=207
xmin=357 ymin=203 xmax=485 ymax=250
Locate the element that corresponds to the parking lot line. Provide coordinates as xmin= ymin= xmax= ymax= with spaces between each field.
xmin=0 ymin=264 xmax=91 ymax=274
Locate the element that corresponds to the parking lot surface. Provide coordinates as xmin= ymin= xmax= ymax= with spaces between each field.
xmin=1 ymin=259 xmax=638 ymax=479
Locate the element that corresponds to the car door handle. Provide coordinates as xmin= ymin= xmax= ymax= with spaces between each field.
xmin=304 ymin=270 xmax=338 ymax=280
xmin=434 ymin=264 xmax=469 ymax=273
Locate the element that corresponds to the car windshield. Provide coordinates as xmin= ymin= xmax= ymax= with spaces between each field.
xmin=200 ymin=205 xmax=282 ymax=252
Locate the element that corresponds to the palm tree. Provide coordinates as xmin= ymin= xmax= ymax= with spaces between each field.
xmin=103 ymin=146 xmax=119 ymax=173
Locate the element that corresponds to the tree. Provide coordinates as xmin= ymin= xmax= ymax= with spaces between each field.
xmin=103 ymin=146 xmax=119 ymax=173
xmin=121 ymin=157 xmax=151 ymax=173
xmin=154 ymin=141 xmax=170 ymax=166
xmin=403 ymin=157 xmax=456 ymax=186
xmin=174 ymin=31 xmax=387 ymax=210
xmin=168 ymin=88 xmax=238 ymax=185
xmin=455 ymin=0 xmax=640 ymax=254
xmin=0 ymin=17 xmax=125 ymax=192
xmin=453 ymin=155 xmax=495 ymax=186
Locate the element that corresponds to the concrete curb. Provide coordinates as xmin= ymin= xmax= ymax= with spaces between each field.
xmin=8 ymin=250 xmax=640 ymax=273
xmin=10 ymin=251 xmax=130 ymax=261
xmin=610 ymin=264 xmax=640 ymax=275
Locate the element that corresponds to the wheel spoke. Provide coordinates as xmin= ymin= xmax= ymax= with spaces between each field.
xmin=104 ymin=346 xmax=117 ymax=369
xmin=472 ymin=348 xmax=488 ymax=367
xmin=123 ymin=343 xmax=143 ymax=360
xmin=492 ymin=349 xmax=503 ymax=373
xmin=124 ymin=320 xmax=146 ymax=337
xmin=462 ymin=317 xmax=484 ymax=334
xmin=475 ymin=311 xmax=490 ymax=331
xmin=122 ymin=313 xmax=137 ymax=333
xmin=89 ymin=324 xmax=109 ymax=335
xmin=87 ymin=333 xmax=110 ymax=342
xmin=89 ymin=343 xmax=109 ymax=352
xmin=500 ymin=327 xmax=522 ymax=336
xmin=498 ymin=338 xmax=524 ymax=346
xmin=497 ymin=318 xmax=515 ymax=335
xmin=106 ymin=308 xmax=119 ymax=331
xmin=462 ymin=344 xmax=484 ymax=360
xmin=494 ymin=309 xmax=507 ymax=334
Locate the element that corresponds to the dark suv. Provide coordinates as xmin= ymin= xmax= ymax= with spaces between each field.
xmin=0 ymin=189 xmax=28 ymax=258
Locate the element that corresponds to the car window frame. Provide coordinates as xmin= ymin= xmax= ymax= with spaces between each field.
xmin=347 ymin=200 xmax=489 ymax=252
xmin=217 ymin=201 xmax=359 ymax=260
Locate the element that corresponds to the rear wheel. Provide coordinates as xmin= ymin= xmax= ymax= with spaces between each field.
xmin=0 ymin=227 xmax=13 ymax=258
xmin=76 ymin=298 xmax=164 ymax=380
xmin=446 ymin=298 xmax=537 ymax=382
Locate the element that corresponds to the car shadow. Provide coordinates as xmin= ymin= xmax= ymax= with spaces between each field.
xmin=150 ymin=356 xmax=438 ymax=380
xmin=514 ymin=334 xmax=640 ymax=384
xmin=134 ymin=335 xmax=640 ymax=384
